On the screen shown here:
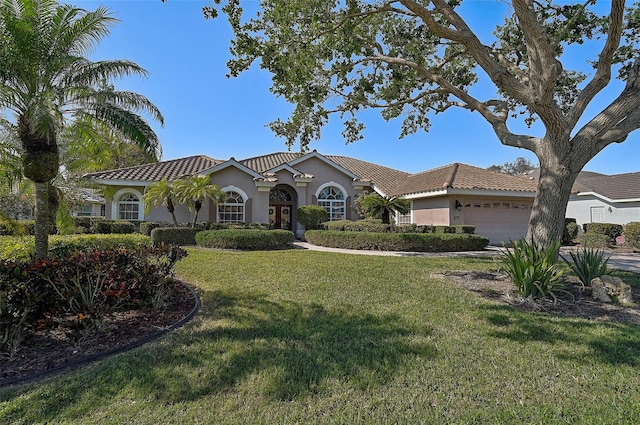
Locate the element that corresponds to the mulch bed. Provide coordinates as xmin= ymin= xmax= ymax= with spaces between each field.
xmin=0 ymin=280 xmax=198 ymax=387
xmin=438 ymin=270 xmax=640 ymax=324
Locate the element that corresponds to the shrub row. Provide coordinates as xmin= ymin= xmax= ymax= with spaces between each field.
xmin=195 ymin=229 xmax=294 ymax=250
xmin=305 ymin=230 xmax=489 ymax=252
xmin=0 ymin=234 xmax=151 ymax=262
xmin=323 ymin=219 xmax=475 ymax=235
xmin=49 ymin=234 xmax=152 ymax=257
xmin=0 ymin=245 xmax=187 ymax=357
xmin=582 ymin=222 xmax=624 ymax=241
xmin=151 ymin=227 xmax=202 ymax=247
xmin=140 ymin=221 xmax=271 ymax=237
xmin=73 ymin=217 xmax=138 ymax=235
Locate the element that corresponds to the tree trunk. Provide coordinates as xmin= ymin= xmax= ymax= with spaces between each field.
xmin=34 ymin=182 xmax=50 ymax=260
xmin=381 ymin=209 xmax=390 ymax=224
xmin=526 ymin=160 xmax=580 ymax=248
xmin=167 ymin=198 xmax=178 ymax=225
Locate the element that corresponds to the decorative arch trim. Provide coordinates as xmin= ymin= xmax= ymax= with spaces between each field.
xmin=111 ymin=188 xmax=144 ymax=221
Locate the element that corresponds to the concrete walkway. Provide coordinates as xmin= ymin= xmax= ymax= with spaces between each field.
xmin=293 ymin=242 xmax=640 ymax=273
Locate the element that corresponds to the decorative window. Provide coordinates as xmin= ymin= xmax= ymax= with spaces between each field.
xmin=117 ymin=192 xmax=141 ymax=221
xmin=317 ymin=185 xmax=345 ymax=221
xmin=218 ymin=191 xmax=245 ymax=223
xmin=269 ymin=188 xmax=292 ymax=202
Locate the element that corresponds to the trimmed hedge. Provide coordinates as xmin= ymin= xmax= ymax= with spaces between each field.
xmin=195 ymin=229 xmax=294 ymax=250
xmin=49 ymin=234 xmax=151 ymax=257
xmin=304 ymin=230 xmax=489 ymax=252
xmin=151 ymin=227 xmax=201 ymax=246
xmin=624 ymin=222 xmax=640 ymax=249
xmin=322 ymin=219 xmax=475 ymax=235
xmin=583 ymin=222 xmax=624 ymax=242
xmin=563 ymin=218 xmax=579 ymax=245
xmin=576 ymin=232 xmax=610 ymax=249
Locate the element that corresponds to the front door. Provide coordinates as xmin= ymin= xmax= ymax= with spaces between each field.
xmin=269 ymin=205 xmax=291 ymax=230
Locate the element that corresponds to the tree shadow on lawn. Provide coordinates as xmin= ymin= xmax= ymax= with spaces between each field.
xmin=155 ymin=290 xmax=437 ymax=401
xmin=482 ymin=304 xmax=640 ymax=367
xmin=1 ymin=289 xmax=436 ymax=421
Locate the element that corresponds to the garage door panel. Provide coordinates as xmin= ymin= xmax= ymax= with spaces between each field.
xmin=465 ymin=201 xmax=532 ymax=244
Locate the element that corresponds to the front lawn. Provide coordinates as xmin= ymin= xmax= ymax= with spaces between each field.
xmin=1 ymin=248 xmax=639 ymax=423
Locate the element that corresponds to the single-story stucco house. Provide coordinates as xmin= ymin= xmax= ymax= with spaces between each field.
xmin=565 ymin=171 xmax=640 ymax=229
xmin=84 ymin=151 xmax=539 ymax=244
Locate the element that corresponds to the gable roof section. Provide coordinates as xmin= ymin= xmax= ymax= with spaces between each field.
xmin=84 ymin=155 xmax=223 ymax=184
xmin=574 ymin=171 xmax=640 ymax=201
xmin=392 ymin=163 xmax=538 ymax=196
xmin=239 ymin=152 xmax=304 ymax=174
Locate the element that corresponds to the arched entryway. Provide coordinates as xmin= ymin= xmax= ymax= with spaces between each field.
xmin=269 ymin=186 xmax=296 ymax=231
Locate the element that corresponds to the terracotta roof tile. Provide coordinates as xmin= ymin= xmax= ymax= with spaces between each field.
xmin=239 ymin=152 xmax=304 ymax=173
xmin=326 ymin=155 xmax=410 ymax=195
xmin=85 ymin=152 xmax=541 ymax=195
xmin=84 ymin=155 xmax=223 ymax=182
xmin=392 ymin=163 xmax=538 ymax=196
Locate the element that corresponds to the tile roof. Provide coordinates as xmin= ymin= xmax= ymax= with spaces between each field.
xmin=391 ymin=163 xmax=538 ymax=196
xmin=84 ymin=155 xmax=223 ymax=182
xmin=239 ymin=152 xmax=304 ymax=174
xmin=326 ymin=155 xmax=410 ymax=195
xmin=574 ymin=171 xmax=640 ymax=200
xmin=84 ymin=152 xmax=538 ymax=195
xmin=521 ymin=169 xmax=640 ymax=200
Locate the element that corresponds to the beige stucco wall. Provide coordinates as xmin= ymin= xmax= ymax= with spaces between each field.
xmin=412 ymin=197 xmax=451 ymax=225
xmin=103 ymin=155 xmax=373 ymax=236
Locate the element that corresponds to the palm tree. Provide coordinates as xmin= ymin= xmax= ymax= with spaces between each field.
xmin=0 ymin=0 xmax=164 ymax=258
xmin=174 ymin=176 xmax=225 ymax=228
xmin=144 ymin=179 xmax=178 ymax=225
xmin=361 ymin=193 xmax=410 ymax=225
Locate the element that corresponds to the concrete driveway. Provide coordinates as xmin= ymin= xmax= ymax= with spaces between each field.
xmin=293 ymin=242 xmax=640 ymax=273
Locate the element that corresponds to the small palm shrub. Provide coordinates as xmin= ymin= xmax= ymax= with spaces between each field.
xmin=500 ymin=239 xmax=565 ymax=300
xmin=562 ymin=248 xmax=609 ymax=286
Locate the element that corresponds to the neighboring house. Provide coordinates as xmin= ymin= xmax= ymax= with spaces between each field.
xmin=564 ymin=171 xmax=640 ymax=228
xmin=71 ymin=189 xmax=106 ymax=217
xmin=84 ymin=151 xmax=538 ymax=244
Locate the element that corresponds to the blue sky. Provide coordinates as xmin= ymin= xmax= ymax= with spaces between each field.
xmin=74 ymin=0 xmax=639 ymax=175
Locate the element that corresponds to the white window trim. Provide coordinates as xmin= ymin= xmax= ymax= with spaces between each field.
xmin=111 ymin=188 xmax=144 ymax=221
xmin=396 ymin=200 xmax=413 ymax=225
xmin=220 ymin=186 xmax=248 ymax=202
xmin=218 ymin=186 xmax=247 ymax=223
xmin=315 ymin=182 xmax=348 ymax=199
xmin=316 ymin=182 xmax=347 ymax=221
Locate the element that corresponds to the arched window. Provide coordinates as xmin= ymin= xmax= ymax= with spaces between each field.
xmin=218 ymin=191 xmax=245 ymax=223
xmin=317 ymin=185 xmax=345 ymax=221
xmin=117 ymin=192 xmax=141 ymax=221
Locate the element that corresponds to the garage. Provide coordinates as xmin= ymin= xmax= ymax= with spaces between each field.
xmin=463 ymin=199 xmax=532 ymax=245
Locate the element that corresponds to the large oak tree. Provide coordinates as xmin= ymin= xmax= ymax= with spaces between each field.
xmin=200 ymin=0 xmax=640 ymax=247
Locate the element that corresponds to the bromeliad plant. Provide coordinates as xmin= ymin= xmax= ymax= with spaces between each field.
xmin=562 ymin=247 xmax=609 ymax=286
xmin=500 ymin=239 xmax=565 ymax=300
xmin=0 ymin=244 xmax=187 ymax=357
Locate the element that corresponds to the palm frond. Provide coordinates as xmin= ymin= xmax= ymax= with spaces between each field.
xmin=88 ymin=104 xmax=162 ymax=160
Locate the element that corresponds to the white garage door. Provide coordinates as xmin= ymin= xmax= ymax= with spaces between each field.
xmin=464 ymin=200 xmax=532 ymax=245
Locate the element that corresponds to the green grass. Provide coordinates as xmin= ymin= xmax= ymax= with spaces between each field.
xmin=1 ymin=248 xmax=640 ymax=424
